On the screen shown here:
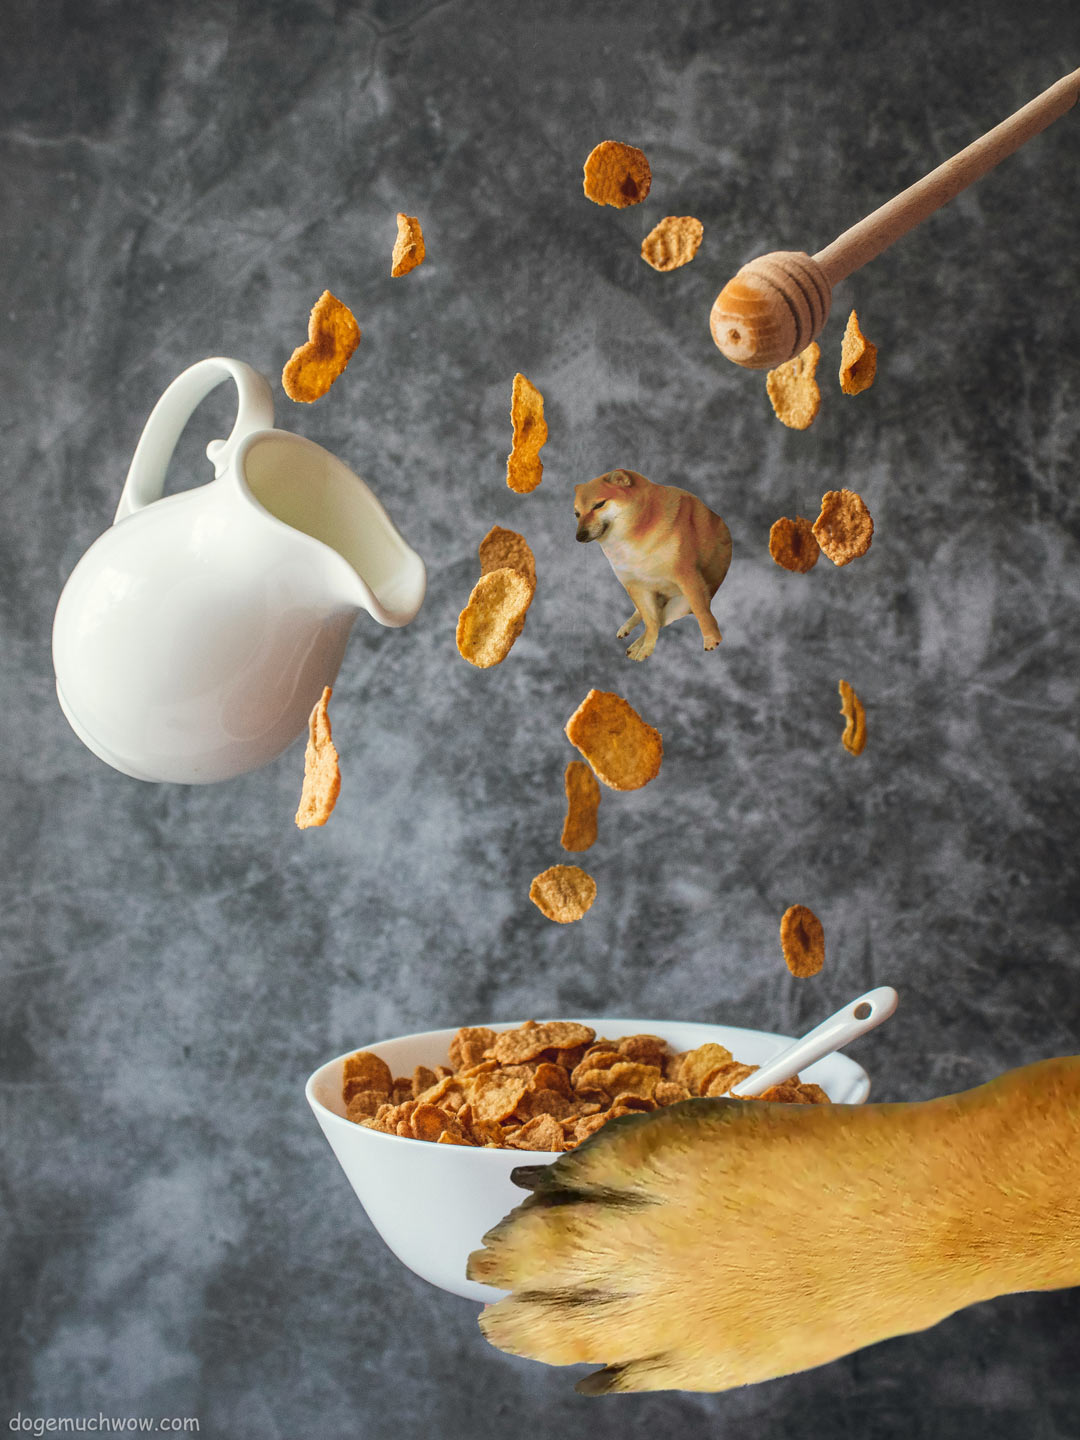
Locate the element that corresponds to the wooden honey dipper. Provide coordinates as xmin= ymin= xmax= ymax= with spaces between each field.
xmin=710 ymin=66 xmax=1080 ymax=369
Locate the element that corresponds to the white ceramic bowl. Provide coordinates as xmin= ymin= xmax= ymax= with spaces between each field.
xmin=306 ymin=1017 xmax=872 ymax=1302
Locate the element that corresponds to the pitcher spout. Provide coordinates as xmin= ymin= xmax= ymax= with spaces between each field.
xmin=237 ymin=431 xmax=426 ymax=628
xmin=351 ymin=542 xmax=427 ymax=628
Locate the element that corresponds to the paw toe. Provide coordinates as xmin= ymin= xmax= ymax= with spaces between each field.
xmin=576 ymin=1351 xmax=707 ymax=1394
xmin=480 ymin=1283 xmax=661 ymax=1369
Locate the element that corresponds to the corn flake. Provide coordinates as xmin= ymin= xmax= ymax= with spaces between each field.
xmin=703 ymin=1061 xmax=758 ymax=1096
xmin=678 ymin=1043 xmax=735 ymax=1096
xmin=570 ymin=1050 xmax=623 ymax=1087
xmin=295 ymin=686 xmax=341 ymax=829
xmin=448 ymin=1027 xmax=496 ymax=1071
xmin=617 ymin=1034 xmax=667 ymax=1067
xmin=564 ymin=688 xmax=662 ymax=792
xmin=391 ymin=213 xmax=425 ymax=277
xmin=766 ymin=342 xmax=821 ymax=430
xmin=840 ymin=309 xmax=877 ymax=395
xmin=345 ymin=1091 xmax=385 ymax=1121
xmin=758 ymin=1080 xmax=830 ymax=1105
xmin=529 ymin=1061 xmax=572 ymax=1097
xmin=769 ymin=515 xmax=820 ymax=573
xmin=595 ymin=1061 xmax=660 ymax=1098
xmin=505 ymin=1115 xmax=565 ymax=1151
xmin=813 ymin=489 xmax=874 ymax=567
xmin=561 ymin=760 xmax=601 ymax=852
xmin=574 ymin=1112 xmax=612 ymax=1143
xmin=492 ymin=1020 xmax=595 ymax=1065
xmin=456 ymin=568 xmax=532 ymax=668
xmin=410 ymin=1103 xmax=453 ymax=1142
xmin=506 ymin=373 xmax=547 ymax=494
xmin=282 ymin=291 xmax=361 ymax=404
xmin=838 ymin=678 xmax=867 ymax=755
xmin=470 ymin=1071 xmax=529 ymax=1123
xmin=342 ymin=1049 xmax=392 ymax=1096
xmin=528 ymin=864 xmax=597 ymax=924
xmin=641 ymin=215 xmax=703 ymax=272
xmin=583 ymin=140 xmax=652 ymax=208
xmin=478 ymin=526 xmax=536 ymax=596
xmin=780 ymin=903 xmax=825 ymax=978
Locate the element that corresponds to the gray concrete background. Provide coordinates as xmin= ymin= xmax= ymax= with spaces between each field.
xmin=3 ymin=1 xmax=1080 ymax=1435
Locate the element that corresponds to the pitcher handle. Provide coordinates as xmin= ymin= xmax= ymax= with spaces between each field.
xmin=114 ymin=356 xmax=275 ymax=523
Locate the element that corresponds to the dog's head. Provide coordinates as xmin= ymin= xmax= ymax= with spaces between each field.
xmin=574 ymin=469 xmax=646 ymax=542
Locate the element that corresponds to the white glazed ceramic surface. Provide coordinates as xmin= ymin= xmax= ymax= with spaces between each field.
xmin=52 ymin=357 xmax=426 ymax=784
xmin=306 ymin=1017 xmax=872 ymax=1303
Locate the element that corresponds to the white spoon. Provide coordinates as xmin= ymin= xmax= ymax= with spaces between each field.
xmin=729 ymin=986 xmax=899 ymax=1098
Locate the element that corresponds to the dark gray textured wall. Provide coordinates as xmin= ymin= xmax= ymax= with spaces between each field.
xmin=3 ymin=1 xmax=1080 ymax=1435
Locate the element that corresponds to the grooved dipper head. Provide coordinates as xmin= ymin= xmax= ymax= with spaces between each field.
xmin=709 ymin=251 xmax=832 ymax=369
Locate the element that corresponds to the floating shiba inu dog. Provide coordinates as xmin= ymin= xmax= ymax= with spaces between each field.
xmin=574 ymin=469 xmax=732 ymax=661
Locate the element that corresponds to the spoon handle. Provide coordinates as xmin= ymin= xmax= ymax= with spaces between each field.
xmin=730 ymin=986 xmax=899 ymax=1099
xmin=814 ymin=67 xmax=1080 ymax=288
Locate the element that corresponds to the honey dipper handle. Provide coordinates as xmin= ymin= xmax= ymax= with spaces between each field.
xmin=814 ymin=66 xmax=1080 ymax=287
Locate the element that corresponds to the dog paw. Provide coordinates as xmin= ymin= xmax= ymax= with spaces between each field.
xmin=703 ymin=632 xmax=722 ymax=651
xmin=469 ymin=1098 xmax=961 ymax=1394
xmin=470 ymin=1105 xmax=769 ymax=1391
xmin=617 ymin=613 xmax=642 ymax=640
xmin=626 ymin=635 xmax=655 ymax=662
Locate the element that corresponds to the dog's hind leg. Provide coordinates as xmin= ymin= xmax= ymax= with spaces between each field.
xmin=675 ymin=569 xmax=722 ymax=650
xmin=617 ymin=607 xmax=643 ymax=640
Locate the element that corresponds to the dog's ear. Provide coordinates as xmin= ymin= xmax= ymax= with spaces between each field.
xmin=606 ymin=469 xmax=638 ymax=488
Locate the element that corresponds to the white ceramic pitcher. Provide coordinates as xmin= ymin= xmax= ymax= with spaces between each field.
xmin=53 ymin=357 xmax=426 ymax=784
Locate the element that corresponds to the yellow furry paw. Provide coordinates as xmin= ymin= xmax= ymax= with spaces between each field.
xmin=468 ymin=1092 xmax=993 ymax=1393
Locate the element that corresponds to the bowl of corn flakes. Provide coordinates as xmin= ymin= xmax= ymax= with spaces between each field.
xmin=306 ymin=1017 xmax=871 ymax=1301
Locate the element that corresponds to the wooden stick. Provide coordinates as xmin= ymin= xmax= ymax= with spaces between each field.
xmin=710 ymin=67 xmax=1080 ymax=370
xmin=815 ymin=65 xmax=1080 ymax=286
